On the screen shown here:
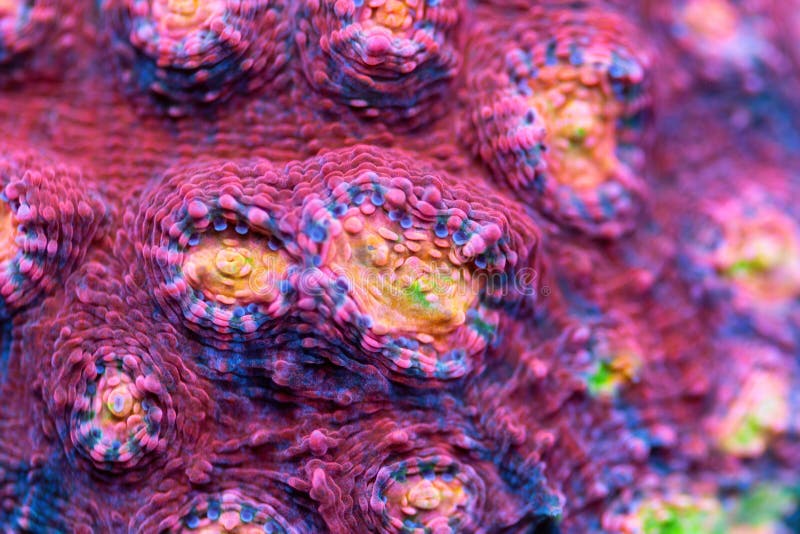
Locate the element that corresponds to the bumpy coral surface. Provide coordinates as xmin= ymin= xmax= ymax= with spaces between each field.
xmin=1 ymin=0 xmax=800 ymax=532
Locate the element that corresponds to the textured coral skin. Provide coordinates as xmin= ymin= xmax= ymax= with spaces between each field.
xmin=1 ymin=0 xmax=800 ymax=533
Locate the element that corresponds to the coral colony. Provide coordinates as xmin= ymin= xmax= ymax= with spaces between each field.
xmin=2 ymin=0 xmax=800 ymax=532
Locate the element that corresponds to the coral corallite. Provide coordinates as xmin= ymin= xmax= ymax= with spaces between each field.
xmin=2 ymin=0 xmax=800 ymax=533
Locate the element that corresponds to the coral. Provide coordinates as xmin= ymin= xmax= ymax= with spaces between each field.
xmin=100 ymin=0 xmax=293 ymax=115
xmin=1 ymin=0 xmax=800 ymax=533
xmin=294 ymin=0 xmax=462 ymax=126
xmin=462 ymin=3 xmax=651 ymax=238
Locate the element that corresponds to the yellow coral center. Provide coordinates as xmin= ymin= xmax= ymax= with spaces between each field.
xmin=388 ymin=474 xmax=468 ymax=527
xmin=105 ymin=386 xmax=134 ymax=419
xmin=715 ymin=211 xmax=800 ymax=302
xmin=683 ymin=0 xmax=739 ymax=42
xmin=363 ymin=0 xmax=423 ymax=33
xmin=166 ymin=0 xmax=199 ymax=16
xmin=588 ymin=347 xmax=643 ymax=398
xmin=183 ymin=230 xmax=287 ymax=306
xmin=215 ymin=249 xmax=252 ymax=278
xmin=528 ymin=65 xmax=622 ymax=192
xmin=152 ymin=0 xmax=223 ymax=32
xmin=95 ymin=370 xmax=144 ymax=443
xmin=611 ymin=350 xmax=642 ymax=382
xmin=336 ymin=219 xmax=478 ymax=340
xmin=718 ymin=370 xmax=789 ymax=457
xmin=406 ymin=480 xmax=443 ymax=510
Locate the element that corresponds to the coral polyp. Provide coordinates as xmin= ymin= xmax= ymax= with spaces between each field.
xmin=1 ymin=0 xmax=799 ymax=532
xmin=711 ymin=203 xmax=800 ymax=303
xmin=294 ymin=0 xmax=462 ymax=125
xmin=69 ymin=354 xmax=166 ymax=471
xmin=463 ymin=3 xmax=650 ymax=237
xmin=101 ymin=0 xmax=292 ymax=113
xmin=182 ymin=229 xmax=288 ymax=307
xmin=372 ymin=456 xmax=482 ymax=533
xmin=526 ymin=64 xmax=626 ymax=192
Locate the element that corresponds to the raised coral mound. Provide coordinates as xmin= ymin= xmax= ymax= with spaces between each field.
xmin=1 ymin=0 xmax=799 ymax=532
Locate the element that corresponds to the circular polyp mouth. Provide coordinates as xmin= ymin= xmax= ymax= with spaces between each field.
xmin=181 ymin=228 xmax=287 ymax=307
xmin=105 ymin=384 xmax=135 ymax=419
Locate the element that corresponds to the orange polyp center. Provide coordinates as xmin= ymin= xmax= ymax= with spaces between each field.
xmin=0 ymin=0 xmax=19 ymax=19
xmin=0 ymin=201 xmax=17 ymax=266
xmin=717 ymin=370 xmax=789 ymax=457
xmin=612 ymin=350 xmax=642 ymax=381
xmin=387 ymin=474 xmax=468 ymax=528
xmin=166 ymin=0 xmax=199 ymax=16
xmin=362 ymin=0 xmax=424 ymax=33
xmin=96 ymin=371 xmax=143 ymax=440
xmin=528 ymin=65 xmax=622 ymax=192
xmin=336 ymin=218 xmax=478 ymax=339
xmin=683 ymin=0 xmax=739 ymax=42
xmin=182 ymin=230 xmax=287 ymax=306
xmin=152 ymin=0 xmax=223 ymax=32
xmin=406 ymin=479 xmax=443 ymax=510
xmin=715 ymin=210 xmax=800 ymax=302
xmin=105 ymin=385 xmax=134 ymax=419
